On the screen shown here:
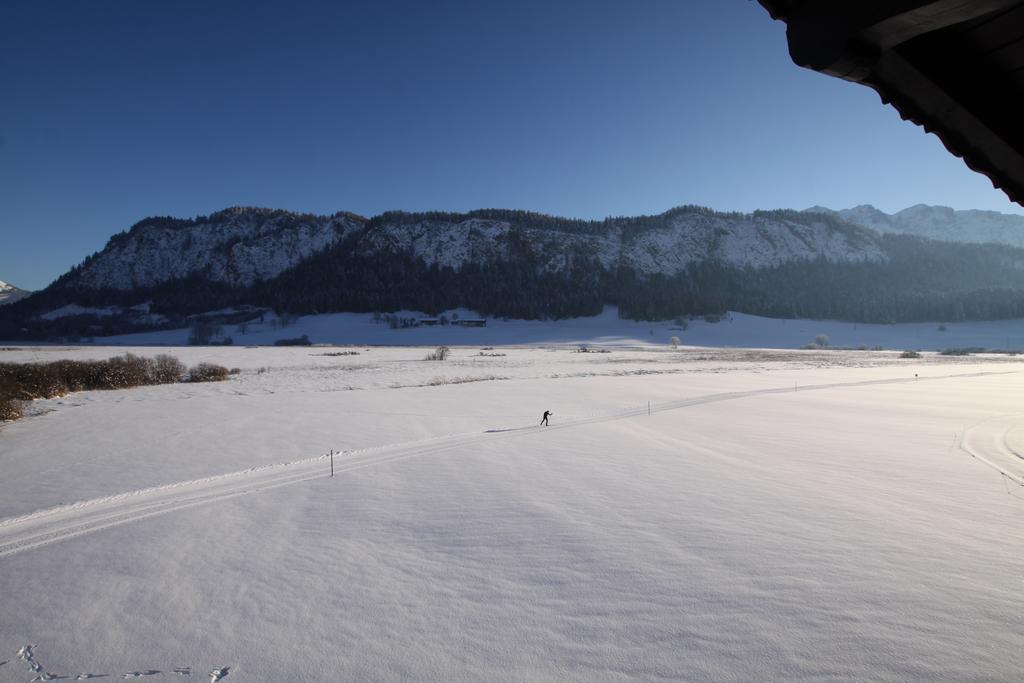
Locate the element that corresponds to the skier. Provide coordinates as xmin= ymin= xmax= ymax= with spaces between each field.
xmin=540 ymin=410 xmax=552 ymax=426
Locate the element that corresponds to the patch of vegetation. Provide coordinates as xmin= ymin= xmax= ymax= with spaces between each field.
xmin=939 ymin=347 xmax=986 ymax=356
xmin=0 ymin=354 xmax=231 ymax=422
xmin=900 ymin=350 xmax=922 ymax=358
xmin=187 ymin=362 xmax=231 ymax=382
xmin=424 ymin=375 xmax=506 ymax=386
xmin=274 ymin=334 xmax=311 ymax=346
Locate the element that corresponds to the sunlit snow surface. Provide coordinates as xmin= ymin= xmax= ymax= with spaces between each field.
xmin=66 ymin=306 xmax=1024 ymax=351
xmin=1 ymin=340 xmax=1023 ymax=681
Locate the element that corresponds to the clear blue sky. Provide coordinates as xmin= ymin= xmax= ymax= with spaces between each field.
xmin=3 ymin=0 xmax=1021 ymax=291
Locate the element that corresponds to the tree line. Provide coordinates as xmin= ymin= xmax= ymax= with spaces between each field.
xmin=5 ymin=231 xmax=1024 ymax=339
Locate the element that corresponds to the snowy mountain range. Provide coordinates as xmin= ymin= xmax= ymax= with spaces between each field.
xmin=0 ymin=280 xmax=30 ymax=306
xmin=60 ymin=205 xmax=882 ymax=291
xmin=7 ymin=203 xmax=1024 ymax=337
xmin=52 ymin=203 xmax=1024 ymax=297
xmin=805 ymin=204 xmax=1024 ymax=248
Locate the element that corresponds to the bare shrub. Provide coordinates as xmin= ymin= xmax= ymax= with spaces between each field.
xmin=187 ymin=362 xmax=230 ymax=382
xmin=423 ymin=375 xmax=505 ymax=387
xmin=150 ymin=354 xmax=186 ymax=383
xmin=425 ymin=346 xmax=450 ymax=361
xmin=0 ymin=353 xmax=203 ymax=422
xmin=2 ymin=362 xmax=68 ymax=399
xmin=670 ymin=336 xmax=681 ymax=349
xmin=900 ymin=350 xmax=922 ymax=358
xmin=0 ymin=396 xmax=24 ymax=421
xmin=940 ymin=347 xmax=983 ymax=356
xmin=102 ymin=354 xmax=151 ymax=389
xmin=814 ymin=334 xmax=830 ymax=347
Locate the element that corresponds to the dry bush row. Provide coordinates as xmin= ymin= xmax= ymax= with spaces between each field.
xmin=0 ymin=354 xmax=232 ymax=422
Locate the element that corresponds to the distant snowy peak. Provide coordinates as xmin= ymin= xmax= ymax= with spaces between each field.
xmin=0 ymin=280 xmax=30 ymax=306
xmin=805 ymin=204 xmax=1024 ymax=247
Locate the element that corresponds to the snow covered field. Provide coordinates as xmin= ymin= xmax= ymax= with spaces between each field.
xmin=74 ymin=306 xmax=1024 ymax=351
xmin=2 ymin=343 xmax=1024 ymax=681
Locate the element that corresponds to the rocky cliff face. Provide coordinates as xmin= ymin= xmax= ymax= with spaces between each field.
xmin=69 ymin=207 xmax=364 ymax=290
xmin=358 ymin=210 xmax=883 ymax=275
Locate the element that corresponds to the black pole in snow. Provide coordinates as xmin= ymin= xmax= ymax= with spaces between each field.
xmin=330 ymin=449 xmax=334 ymax=478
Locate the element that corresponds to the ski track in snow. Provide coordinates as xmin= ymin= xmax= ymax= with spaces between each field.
xmin=6 ymin=644 xmax=210 ymax=682
xmin=958 ymin=413 xmax=1024 ymax=488
xmin=0 ymin=370 xmax=1015 ymax=561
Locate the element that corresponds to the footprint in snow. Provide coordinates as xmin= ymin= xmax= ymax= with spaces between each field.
xmin=172 ymin=667 xmax=192 ymax=676
xmin=76 ymin=675 xmax=107 ymax=680
xmin=209 ymin=667 xmax=229 ymax=682
xmin=122 ymin=671 xmax=161 ymax=678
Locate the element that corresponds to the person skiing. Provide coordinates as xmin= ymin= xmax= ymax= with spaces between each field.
xmin=540 ymin=410 xmax=552 ymax=426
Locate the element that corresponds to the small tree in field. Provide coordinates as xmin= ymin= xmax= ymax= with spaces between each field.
xmin=425 ymin=346 xmax=450 ymax=361
xmin=670 ymin=336 xmax=681 ymax=349
xmin=814 ymin=334 xmax=830 ymax=347
xmin=189 ymin=321 xmax=223 ymax=345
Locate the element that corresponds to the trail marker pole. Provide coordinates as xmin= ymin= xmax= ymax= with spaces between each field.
xmin=330 ymin=449 xmax=334 ymax=478
xmin=648 ymin=401 xmax=651 ymax=416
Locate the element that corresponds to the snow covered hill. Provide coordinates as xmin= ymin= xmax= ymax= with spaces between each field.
xmin=807 ymin=203 xmax=1024 ymax=247
xmin=69 ymin=207 xmax=364 ymax=290
xmin=0 ymin=280 xmax=30 ymax=306
xmin=61 ymin=205 xmax=883 ymax=291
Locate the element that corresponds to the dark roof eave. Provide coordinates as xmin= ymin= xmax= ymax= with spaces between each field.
xmin=862 ymin=51 xmax=1024 ymax=205
xmin=757 ymin=0 xmax=1024 ymax=207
